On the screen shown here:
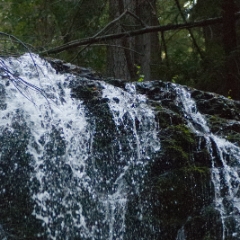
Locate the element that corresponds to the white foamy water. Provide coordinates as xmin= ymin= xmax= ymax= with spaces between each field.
xmin=101 ymin=82 xmax=160 ymax=239
xmin=0 ymin=53 xmax=160 ymax=239
xmin=0 ymin=54 xmax=92 ymax=239
xmin=177 ymin=86 xmax=240 ymax=239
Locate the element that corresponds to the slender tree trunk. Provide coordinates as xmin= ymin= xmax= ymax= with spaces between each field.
xmin=135 ymin=0 xmax=161 ymax=80
xmin=106 ymin=0 xmax=133 ymax=80
xmin=222 ymin=0 xmax=240 ymax=99
xmin=222 ymin=0 xmax=237 ymax=55
xmin=106 ymin=0 xmax=161 ymax=80
xmin=190 ymin=0 xmax=240 ymax=98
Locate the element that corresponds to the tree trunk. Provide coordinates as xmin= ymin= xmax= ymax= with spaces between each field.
xmin=191 ymin=0 xmax=222 ymax=59
xmin=135 ymin=0 xmax=161 ymax=80
xmin=190 ymin=0 xmax=240 ymax=99
xmin=222 ymin=0 xmax=240 ymax=99
xmin=106 ymin=0 xmax=134 ymax=80
xmin=106 ymin=0 xmax=161 ymax=80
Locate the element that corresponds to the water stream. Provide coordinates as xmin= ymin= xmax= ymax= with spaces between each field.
xmin=177 ymin=86 xmax=240 ymax=239
xmin=1 ymin=53 xmax=240 ymax=239
xmin=0 ymin=54 xmax=160 ymax=239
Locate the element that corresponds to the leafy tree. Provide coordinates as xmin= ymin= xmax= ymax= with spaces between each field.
xmin=0 ymin=0 xmax=107 ymax=71
xmin=0 ymin=0 xmax=240 ymax=99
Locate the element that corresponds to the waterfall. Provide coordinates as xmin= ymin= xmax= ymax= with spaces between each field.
xmin=0 ymin=54 xmax=160 ymax=239
xmin=100 ymin=82 xmax=160 ymax=239
xmin=2 ymin=53 xmax=240 ymax=239
xmin=177 ymin=86 xmax=240 ymax=239
xmin=176 ymin=226 xmax=185 ymax=240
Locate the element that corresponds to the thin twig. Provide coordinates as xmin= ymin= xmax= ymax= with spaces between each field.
xmin=126 ymin=10 xmax=147 ymax=27
xmin=0 ymin=32 xmax=44 ymax=76
xmin=0 ymin=58 xmax=49 ymax=105
xmin=70 ymin=9 xmax=145 ymax=62
xmin=73 ymin=10 xmax=129 ymax=57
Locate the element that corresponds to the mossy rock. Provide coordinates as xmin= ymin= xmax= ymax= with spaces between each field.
xmin=152 ymin=166 xmax=212 ymax=239
xmin=156 ymin=107 xmax=186 ymax=128
xmin=194 ymin=95 xmax=240 ymax=121
xmin=206 ymin=115 xmax=240 ymax=146
xmin=147 ymin=120 xmax=215 ymax=239
xmin=165 ymin=124 xmax=195 ymax=147
xmin=185 ymin=207 xmax=223 ymax=240
xmin=157 ymin=124 xmax=196 ymax=171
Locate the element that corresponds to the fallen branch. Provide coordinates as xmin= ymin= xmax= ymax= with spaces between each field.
xmin=41 ymin=12 xmax=240 ymax=55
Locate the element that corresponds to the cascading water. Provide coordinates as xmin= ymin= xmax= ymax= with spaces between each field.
xmin=2 ymin=53 xmax=240 ymax=240
xmin=176 ymin=86 xmax=240 ymax=239
xmin=0 ymin=53 xmax=160 ymax=239
xmin=99 ymin=82 xmax=160 ymax=240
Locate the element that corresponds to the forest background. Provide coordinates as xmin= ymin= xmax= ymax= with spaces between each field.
xmin=0 ymin=0 xmax=240 ymax=99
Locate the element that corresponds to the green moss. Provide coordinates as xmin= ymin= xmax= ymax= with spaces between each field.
xmin=159 ymin=124 xmax=196 ymax=168
xmin=155 ymin=166 xmax=210 ymax=227
xmin=156 ymin=107 xmax=185 ymax=128
xmin=165 ymin=144 xmax=189 ymax=161
xmin=226 ymin=133 xmax=240 ymax=143
xmin=173 ymin=124 xmax=195 ymax=145
xmin=181 ymin=166 xmax=210 ymax=175
xmin=162 ymin=124 xmax=195 ymax=148
xmin=206 ymin=115 xmax=240 ymax=146
xmin=155 ymin=105 xmax=162 ymax=111
xmin=207 ymin=115 xmax=226 ymax=133
xmin=153 ymin=122 xmax=211 ymax=232
xmin=185 ymin=206 xmax=223 ymax=240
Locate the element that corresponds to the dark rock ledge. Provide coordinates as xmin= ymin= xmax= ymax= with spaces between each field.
xmin=45 ymin=58 xmax=240 ymax=240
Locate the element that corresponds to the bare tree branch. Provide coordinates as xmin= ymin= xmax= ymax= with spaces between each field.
xmin=70 ymin=9 xmax=144 ymax=62
xmin=41 ymin=12 xmax=240 ymax=55
xmin=73 ymin=10 xmax=129 ymax=57
xmin=126 ymin=10 xmax=147 ymax=27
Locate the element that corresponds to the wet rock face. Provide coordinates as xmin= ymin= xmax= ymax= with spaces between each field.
xmin=192 ymin=89 xmax=240 ymax=120
xmin=191 ymin=89 xmax=240 ymax=147
xmin=132 ymin=82 xmax=216 ymax=239
xmin=46 ymin=57 xmax=101 ymax=79
xmin=130 ymin=80 xmax=240 ymax=239
xmin=1 ymin=56 xmax=240 ymax=239
xmin=0 ymin=111 xmax=44 ymax=238
xmin=68 ymin=78 xmax=238 ymax=239
xmin=48 ymin=60 xmax=240 ymax=239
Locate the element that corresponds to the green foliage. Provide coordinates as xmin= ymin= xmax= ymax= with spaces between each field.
xmin=135 ymin=64 xmax=145 ymax=82
xmin=156 ymin=0 xmax=238 ymax=98
xmin=0 ymin=0 xmax=107 ymax=71
xmin=156 ymin=0 xmax=205 ymax=86
xmin=164 ymin=124 xmax=195 ymax=148
xmin=228 ymin=89 xmax=232 ymax=99
xmin=0 ymin=0 xmax=239 ymax=98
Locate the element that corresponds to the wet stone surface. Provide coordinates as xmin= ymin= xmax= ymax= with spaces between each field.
xmin=1 ymin=54 xmax=240 ymax=239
